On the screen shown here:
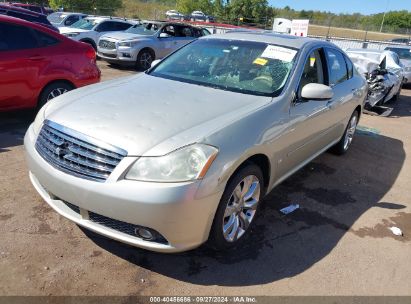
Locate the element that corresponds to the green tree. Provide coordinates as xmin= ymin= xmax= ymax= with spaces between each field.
xmin=228 ymin=0 xmax=269 ymax=23
xmin=49 ymin=0 xmax=122 ymax=15
xmin=176 ymin=0 xmax=213 ymax=15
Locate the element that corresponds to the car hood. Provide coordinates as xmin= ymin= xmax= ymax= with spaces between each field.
xmin=59 ymin=27 xmax=91 ymax=34
xmin=44 ymin=74 xmax=272 ymax=156
xmin=101 ymin=32 xmax=152 ymax=41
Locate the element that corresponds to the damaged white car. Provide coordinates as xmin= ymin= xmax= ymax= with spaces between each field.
xmin=346 ymin=48 xmax=404 ymax=108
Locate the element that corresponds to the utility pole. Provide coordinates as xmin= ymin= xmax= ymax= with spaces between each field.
xmin=379 ymin=0 xmax=390 ymax=32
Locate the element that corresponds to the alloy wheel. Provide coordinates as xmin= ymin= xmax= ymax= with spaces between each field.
xmin=140 ymin=52 xmax=153 ymax=70
xmin=47 ymin=88 xmax=68 ymax=101
xmin=222 ymin=175 xmax=260 ymax=242
xmin=344 ymin=115 xmax=357 ymax=151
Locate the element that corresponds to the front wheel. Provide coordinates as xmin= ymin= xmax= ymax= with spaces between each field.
xmin=136 ymin=49 xmax=154 ymax=71
xmin=208 ymin=164 xmax=264 ymax=250
xmin=330 ymin=110 xmax=359 ymax=155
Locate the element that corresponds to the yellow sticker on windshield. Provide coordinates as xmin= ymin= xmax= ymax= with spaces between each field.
xmin=253 ymin=58 xmax=268 ymax=66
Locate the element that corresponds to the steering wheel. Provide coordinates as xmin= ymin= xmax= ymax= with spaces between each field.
xmin=253 ymin=75 xmax=273 ymax=89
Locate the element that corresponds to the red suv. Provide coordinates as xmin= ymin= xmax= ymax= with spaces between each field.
xmin=0 ymin=15 xmax=100 ymax=112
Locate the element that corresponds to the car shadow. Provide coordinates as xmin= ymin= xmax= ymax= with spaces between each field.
xmin=0 ymin=111 xmax=33 ymax=153
xmin=82 ymin=119 xmax=406 ymax=286
xmin=388 ymin=90 xmax=411 ymax=118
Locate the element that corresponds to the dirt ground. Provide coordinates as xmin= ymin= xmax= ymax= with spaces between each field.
xmin=0 ymin=61 xmax=410 ymax=296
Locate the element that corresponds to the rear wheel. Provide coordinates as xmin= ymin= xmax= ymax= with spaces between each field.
xmin=208 ymin=164 xmax=264 ymax=250
xmin=38 ymin=82 xmax=73 ymax=109
xmin=330 ymin=110 xmax=359 ymax=155
xmin=136 ymin=49 xmax=154 ymax=70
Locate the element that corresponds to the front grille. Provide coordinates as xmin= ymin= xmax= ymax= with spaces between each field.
xmin=35 ymin=120 xmax=127 ymax=182
xmin=98 ymin=39 xmax=116 ymax=50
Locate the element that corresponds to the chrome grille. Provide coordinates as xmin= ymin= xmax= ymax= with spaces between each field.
xmin=98 ymin=39 xmax=116 ymax=50
xmin=35 ymin=120 xmax=127 ymax=182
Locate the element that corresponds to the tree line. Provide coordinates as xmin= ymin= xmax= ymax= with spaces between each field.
xmin=30 ymin=0 xmax=411 ymax=33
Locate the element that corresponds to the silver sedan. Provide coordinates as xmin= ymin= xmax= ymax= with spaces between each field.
xmin=24 ymin=32 xmax=367 ymax=253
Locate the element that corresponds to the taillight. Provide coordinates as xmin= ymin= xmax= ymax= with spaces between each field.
xmin=85 ymin=47 xmax=96 ymax=63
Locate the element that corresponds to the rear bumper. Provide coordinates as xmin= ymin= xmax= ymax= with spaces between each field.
xmin=24 ymin=124 xmax=222 ymax=253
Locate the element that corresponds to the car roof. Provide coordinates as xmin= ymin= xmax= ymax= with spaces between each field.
xmin=0 ymin=3 xmax=44 ymax=16
xmin=0 ymin=14 xmax=59 ymax=34
xmin=346 ymin=48 xmax=387 ymax=54
xmin=204 ymin=31 xmax=330 ymax=50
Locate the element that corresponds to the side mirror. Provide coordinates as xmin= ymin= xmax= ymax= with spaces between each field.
xmin=159 ymin=33 xmax=171 ymax=38
xmin=151 ymin=59 xmax=161 ymax=68
xmin=301 ymin=83 xmax=333 ymax=100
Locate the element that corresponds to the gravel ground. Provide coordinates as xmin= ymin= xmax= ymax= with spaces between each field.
xmin=0 ymin=61 xmax=410 ymax=296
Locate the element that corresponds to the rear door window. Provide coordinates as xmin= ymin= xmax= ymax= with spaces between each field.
xmin=344 ymin=55 xmax=354 ymax=79
xmin=325 ymin=48 xmax=348 ymax=86
xmin=0 ymin=22 xmax=38 ymax=51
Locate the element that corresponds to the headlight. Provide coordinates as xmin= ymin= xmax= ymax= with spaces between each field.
xmin=126 ymin=144 xmax=218 ymax=182
xmin=405 ymin=66 xmax=411 ymax=72
xmin=118 ymin=40 xmax=138 ymax=47
xmin=65 ymin=32 xmax=80 ymax=37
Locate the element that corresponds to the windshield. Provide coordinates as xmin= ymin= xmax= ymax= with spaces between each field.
xmin=70 ymin=18 xmax=98 ymax=30
xmin=125 ymin=23 xmax=160 ymax=35
xmin=149 ymin=39 xmax=297 ymax=96
xmin=47 ymin=12 xmax=65 ymax=23
xmin=386 ymin=48 xmax=411 ymax=60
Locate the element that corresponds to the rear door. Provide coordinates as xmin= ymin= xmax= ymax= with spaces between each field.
xmin=0 ymin=21 xmax=41 ymax=110
xmin=324 ymin=48 xmax=356 ymax=139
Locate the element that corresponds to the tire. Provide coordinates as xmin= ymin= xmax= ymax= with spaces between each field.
xmin=38 ymin=82 xmax=73 ymax=109
xmin=330 ymin=110 xmax=359 ymax=155
xmin=136 ymin=49 xmax=154 ymax=71
xmin=208 ymin=163 xmax=264 ymax=250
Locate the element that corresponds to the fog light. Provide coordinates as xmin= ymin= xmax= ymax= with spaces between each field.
xmin=135 ymin=227 xmax=154 ymax=240
xmin=122 ymin=53 xmax=131 ymax=58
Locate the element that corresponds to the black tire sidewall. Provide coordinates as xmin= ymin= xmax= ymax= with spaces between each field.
xmin=208 ymin=163 xmax=264 ymax=251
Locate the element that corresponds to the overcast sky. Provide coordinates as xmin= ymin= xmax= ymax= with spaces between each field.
xmin=268 ymin=0 xmax=411 ymax=15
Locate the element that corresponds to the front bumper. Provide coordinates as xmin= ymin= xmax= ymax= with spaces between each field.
xmin=24 ymin=125 xmax=222 ymax=253
xmin=97 ymin=47 xmax=136 ymax=65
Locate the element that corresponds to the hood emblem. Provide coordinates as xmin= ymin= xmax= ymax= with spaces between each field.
xmin=55 ymin=142 xmax=71 ymax=157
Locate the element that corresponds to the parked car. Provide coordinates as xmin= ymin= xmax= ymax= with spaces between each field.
xmin=346 ymin=48 xmax=404 ymax=107
xmin=47 ymin=12 xmax=87 ymax=28
xmin=25 ymin=32 xmax=367 ymax=252
xmin=0 ymin=15 xmax=100 ymax=112
xmin=10 ymin=3 xmax=51 ymax=15
xmin=190 ymin=10 xmax=214 ymax=22
xmin=165 ymin=10 xmax=187 ymax=21
xmin=98 ymin=21 xmax=210 ymax=70
xmin=385 ymin=46 xmax=411 ymax=84
xmin=0 ymin=3 xmax=58 ymax=32
xmin=388 ymin=38 xmax=410 ymax=45
xmin=59 ymin=16 xmax=136 ymax=50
